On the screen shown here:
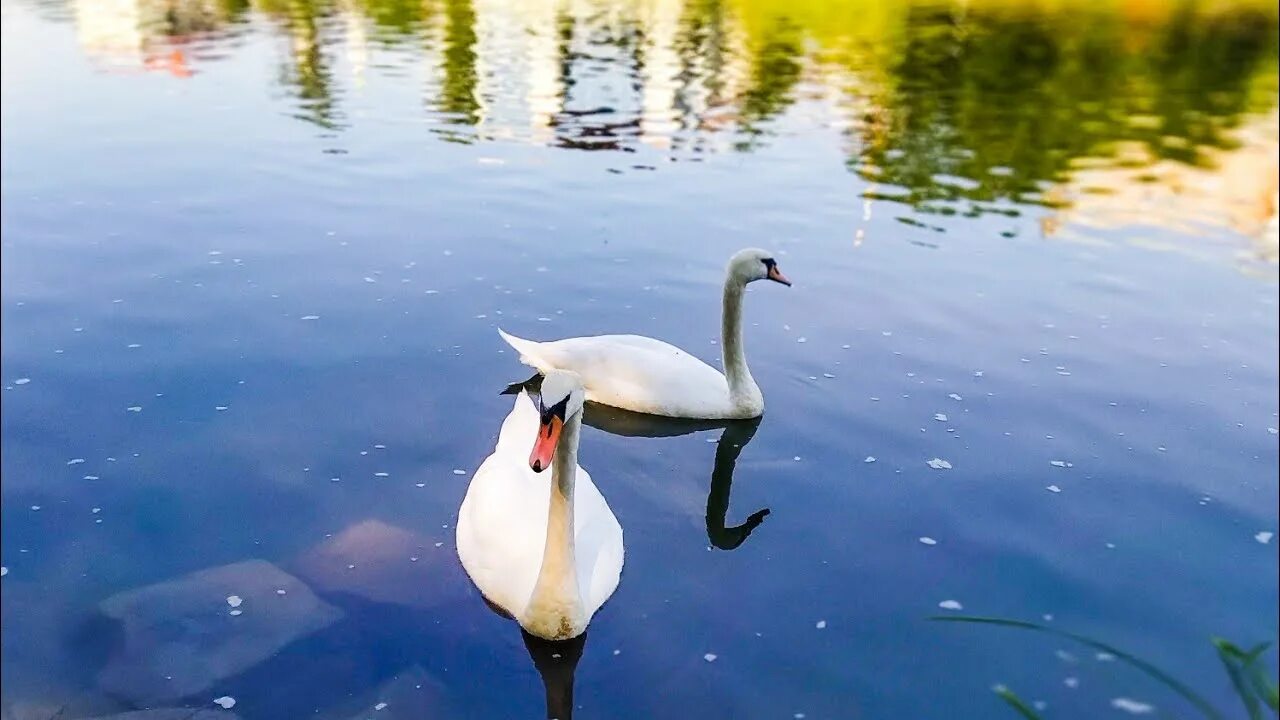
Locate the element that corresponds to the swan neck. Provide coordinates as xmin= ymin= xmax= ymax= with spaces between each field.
xmin=525 ymin=412 xmax=584 ymax=639
xmin=721 ymin=278 xmax=759 ymax=409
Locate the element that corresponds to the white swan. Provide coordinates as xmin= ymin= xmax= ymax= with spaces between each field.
xmin=498 ymin=248 xmax=791 ymax=419
xmin=456 ymin=371 xmax=623 ymax=640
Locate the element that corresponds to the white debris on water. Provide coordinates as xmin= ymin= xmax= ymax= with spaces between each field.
xmin=1046 ymin=485 xmax=1062 ymax=493
xmin=14 ymin=378 xmax=30 ymax=385
xmin=1 ymin=567 xmax=7 ymax=577
xmin=815 ymin=620 xmax=826 ymax=629
xmin=68 ymin=458 xmax=85 ymax=465
xmin=1064 ymin=677 xmax=1079 ymax=689
xmin=1111 ymin=698 xmax=1155 ymax=715
xmin=300 ymin=315 xmax=320 ymax=320
xmin=864 ymin=456 xmax=876 ymax=463
xmin=919 ymin=537 xmax=937 ymax=546
xmin=226 ymin=595 xmax=242 ymax=608
xmin=127 ymin=406 xmax=142 ymax=412
xmin=1256 ymin=531 xmax=1274 ymax=545
xmin=374 ymin=702 xmax=388 ymax=710
xmin=452 ymin=469 xmax=466 ymax=475
xmin=926 ymin=458 xmax=952 ymax=470
xmin=374 ymin=472 xmax=389 ymax=477
xmin=1050 ymin=460 xmax=1072 ymax=468
xmin=938 ymin=600 xmax=963 ymax=610
xmin=934 ymin=413 xmax=948 ymax=422
xmin=229 ymin=609 xmax=243 ymax=616
xmin=213 ymin=696 xmax=236 ymax=709
xmin=703 ymin=653 xmax=717 ymax=662
xmin=948 ymin=393 xmax=963 ymax=401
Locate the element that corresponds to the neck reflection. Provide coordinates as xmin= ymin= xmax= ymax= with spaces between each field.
xmin=502 ymin=375 xmax=772 ymax=550
xmin=521 ymin=628 xmax=587 ymax=720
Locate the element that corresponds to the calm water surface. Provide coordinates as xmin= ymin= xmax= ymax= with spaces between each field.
xmin=2 ymin=0 xmax=1278 ymax=718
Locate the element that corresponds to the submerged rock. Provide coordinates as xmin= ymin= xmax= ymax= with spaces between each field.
xmin=97 ymin=559 xmax=342 ymax=704
xmin=2 ymin=703 xmax=68 ymax=720
xmin=82 ymin=711 xmax=243 ymax=720
xmin=321 ymin=666 xmax=446 ymax=720
xmin=292 ymin=520 xmax=469 ymax=611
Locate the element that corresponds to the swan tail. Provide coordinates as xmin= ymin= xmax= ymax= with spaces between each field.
xmin=498 ymin=328 xmax=551 ymax=372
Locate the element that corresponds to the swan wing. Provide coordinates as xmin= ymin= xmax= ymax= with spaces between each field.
xmin=572 ymin=472 xmax=624 ymax=617
xmin=499 ymin=330 xmax=731 ymax=417
xmin=457 ymin=391 xmax=624 ymax=619
xmin=456 ymin=392 xmax=546 ymax=615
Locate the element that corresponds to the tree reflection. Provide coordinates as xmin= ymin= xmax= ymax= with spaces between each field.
xmin=257 ymin=0 xmax=342 ymax=130
xmin=61 ymin=0 xmax=1278 ymax=212
xmin=851 ymin=1 xmax=1279 ymax=212
xmin=437 ymin=0 xmax=480 ymax=134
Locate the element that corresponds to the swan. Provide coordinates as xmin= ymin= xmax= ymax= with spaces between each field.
xmin=498 ymin=248 xmax=791 ymax=419
xmin=456 ymin=370 xmax=623 ymax=641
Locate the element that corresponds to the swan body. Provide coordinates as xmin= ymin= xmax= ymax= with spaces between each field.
xmin=498 ymin=331 xmax=739 ymax=418
xmin=499 ymin=249 xmax=790 ymax=419
xmin=456 ymin=375 xmax=623 ymax=640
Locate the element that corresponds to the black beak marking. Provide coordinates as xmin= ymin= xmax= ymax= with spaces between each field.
xmin=538 ymin=396 xmax=570 ymax=425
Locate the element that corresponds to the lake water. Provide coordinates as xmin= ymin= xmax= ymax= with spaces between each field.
xmin=2 ymin=0 xmax=1278 ymax=718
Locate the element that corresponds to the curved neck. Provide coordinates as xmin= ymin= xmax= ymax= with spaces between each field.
xmin=524 ymin=412 xmax=585 ymax=639
xmin=721 ymin=278 xmax=760 ymax=409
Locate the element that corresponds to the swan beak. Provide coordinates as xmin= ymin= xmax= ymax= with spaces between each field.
xmin=530 ymin=416 xmax=563 ymax=473
xmin=767 ymin=264 xmax=791 ymax=286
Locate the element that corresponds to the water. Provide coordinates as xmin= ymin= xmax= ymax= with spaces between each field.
xmin=2 ymin=0 xmax=1277 ymax=718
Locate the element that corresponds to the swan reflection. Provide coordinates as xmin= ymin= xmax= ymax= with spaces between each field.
xmin=521 ymin=628 xmax=588 ymax=720
xmin=504 ymin=375 xmax=772 ymax=550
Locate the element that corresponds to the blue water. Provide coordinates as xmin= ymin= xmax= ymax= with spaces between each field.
xmin=2 ymin=1 xmax=1278 ymax=718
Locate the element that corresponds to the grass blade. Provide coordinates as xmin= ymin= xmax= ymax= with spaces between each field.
xmin=931 ymin=615 xmax=1224 ymax=720
xmin=1215 ymin=640 xmax=1263 ymax=720
xmin=992 ymin=684 xmax=1043 ymax=720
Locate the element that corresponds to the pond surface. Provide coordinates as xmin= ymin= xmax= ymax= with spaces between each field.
xmin=2 ymin=0 xmax=1278 ymax=718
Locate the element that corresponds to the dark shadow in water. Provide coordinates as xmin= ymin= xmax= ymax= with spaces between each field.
xmin=502 ymin=374 xmax=771 ymax=550
xmin=521 ymin=629 xmax=588 ymax=720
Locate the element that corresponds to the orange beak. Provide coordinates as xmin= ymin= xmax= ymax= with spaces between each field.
xmin=767 ymin=264 xmax=792 ymax=286
xmin=530 ymin=415 xmax=563 ymax=472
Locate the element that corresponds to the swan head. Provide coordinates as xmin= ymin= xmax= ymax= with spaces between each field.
xmin=728 ymin=248 xmax=791 ymax=287
xmin=529 ymin=370 xmax=585 ymax=473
